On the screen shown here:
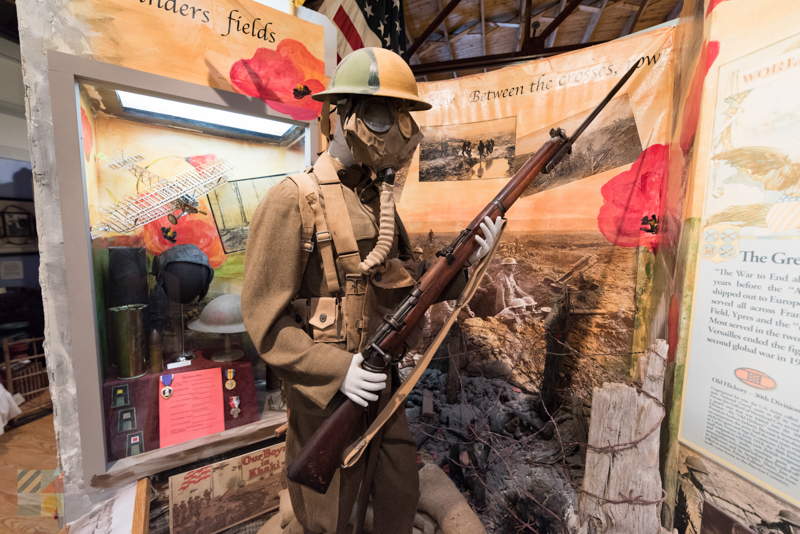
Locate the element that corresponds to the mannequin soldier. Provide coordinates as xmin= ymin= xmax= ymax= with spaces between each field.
xmin=242 ymin=48 xmax=500 ymax=534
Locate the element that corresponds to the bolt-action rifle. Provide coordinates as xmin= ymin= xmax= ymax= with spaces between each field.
xmin=287 ymin=62 xmax=641 ymax=494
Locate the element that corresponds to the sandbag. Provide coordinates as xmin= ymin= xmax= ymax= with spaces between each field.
xmin=417 ymin=465 xmax=486 ymax=534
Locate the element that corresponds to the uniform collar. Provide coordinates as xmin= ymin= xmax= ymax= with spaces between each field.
xmin=317 ymin=152 xmax=371 ymax=191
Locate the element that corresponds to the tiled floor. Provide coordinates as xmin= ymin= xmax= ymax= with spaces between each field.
xmin=0 ymin=414 xmax=60 ymax=534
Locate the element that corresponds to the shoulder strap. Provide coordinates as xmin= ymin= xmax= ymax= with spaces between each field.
xmin=312 ymin=156 xmax=363 ymax=278
xmin=287 ymin=173 xmax=341 ymax=294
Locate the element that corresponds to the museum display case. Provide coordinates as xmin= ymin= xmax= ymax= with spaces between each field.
xmin=49 ymin=51 xmax=318 ymax=479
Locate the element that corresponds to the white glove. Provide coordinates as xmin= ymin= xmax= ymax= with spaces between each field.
xmin=339 ymin=353 xmax=387 ymax=407
xmin=467 ymin=216 xmax=502 ymax=266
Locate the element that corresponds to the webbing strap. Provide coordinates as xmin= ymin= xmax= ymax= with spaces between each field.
xmin=289 ymin=173 xmax=341 ymax=295
xmin=313 ymin=155 xmax=362 ymax=278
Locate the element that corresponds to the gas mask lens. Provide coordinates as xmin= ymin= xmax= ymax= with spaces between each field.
xmin=397 ymin=109 xmax=413 ymax=139
xmin=362 ymin=101 xmax=393 ymax=133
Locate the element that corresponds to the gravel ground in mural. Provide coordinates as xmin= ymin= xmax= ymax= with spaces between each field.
xmin=402 ymin=231 xmax=638 ymax=531
xmin=418 ymin=117 xmax=517 ymax=182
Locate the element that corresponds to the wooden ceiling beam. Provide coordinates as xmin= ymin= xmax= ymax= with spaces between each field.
xmin=479 ymin=0 xmax=486 ymax=54
xmin=515 ymin=0 xmax=528 ymax=52
xmin=529 ymin=0 xmax=584 ymax=52
xmin=619 ymin=11 xmax=636 ymax=36
xmin=410 ymin=40 xmax=607 ymax=75
xmin=544 ymin=0 xmax=567 ymax=48
xmin=404 ymin=0 xmax=464 ymax=59
xmin=435 ymin=0 xmax=457 ymax=78
xmin=627 ymin=0 xmax=652 ymax=34
xmin=405 ymin=26 xmax=428 ymax=81
xmin=581 ymin=0 xmax=607 ymax=43
xmin=665 ymin=0 xmax=683 ymax=21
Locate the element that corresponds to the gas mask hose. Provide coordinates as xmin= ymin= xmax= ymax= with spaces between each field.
xmin=359 ymin=168 xmax=396 ymax=274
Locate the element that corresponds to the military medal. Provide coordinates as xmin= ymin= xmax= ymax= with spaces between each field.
xmin=229 ymin=396 xmax=241 ymax=418
xmin=160 ymin=374 xmax=174 ymax=399
xmin=225 ymin=369 xmax=236 ymax=390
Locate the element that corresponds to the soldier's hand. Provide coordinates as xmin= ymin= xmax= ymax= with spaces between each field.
xmin=468 ymin=216 xmax=502 ymax=266
xmin=339 ymin=353 xmax=387 ymax=407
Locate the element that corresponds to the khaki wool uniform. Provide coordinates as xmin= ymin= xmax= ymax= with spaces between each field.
xmin=242 ymin=152 xmax=465 ymax=534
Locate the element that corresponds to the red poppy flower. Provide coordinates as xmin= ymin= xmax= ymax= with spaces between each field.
xmin=597 ymin=144 xmax=668 ymax=253
xmin=230 ymin=39 xmax=326 ymax=121
xmin=81 ymin=107 xmax=93 ymax=160
xmin=140 ymin=155 xmax=226 ymax=268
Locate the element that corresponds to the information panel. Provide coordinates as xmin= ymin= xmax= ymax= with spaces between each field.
xmin=680 ymin=33 xmax=800 ymax=505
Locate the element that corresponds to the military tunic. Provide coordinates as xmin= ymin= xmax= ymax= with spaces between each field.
xmin=243 ymin=153 xmax=465 ymax=533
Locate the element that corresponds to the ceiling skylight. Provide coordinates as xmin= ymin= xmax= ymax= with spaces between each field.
xmin=116 ymin=90 xmax=295 ymax=138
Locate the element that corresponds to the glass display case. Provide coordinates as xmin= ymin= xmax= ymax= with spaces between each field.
xmin=50 ymin=51 xmax=317 ymax=479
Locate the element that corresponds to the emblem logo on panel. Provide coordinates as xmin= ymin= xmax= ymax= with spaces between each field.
xmin=734 ymin=368 xmax=776 ymax=390
xmin=701 ymin=224 xmax=739 ymax=263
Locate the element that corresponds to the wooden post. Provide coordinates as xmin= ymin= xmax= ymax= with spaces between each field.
xmin=132 ymin=477 xmax=152 ymax=534
xmin=539 ymin=284 xmax=571 ymax=418
xmin=577 ymin=339 xmax=668 ymax=534
xmin=446 ymin=323 xmax=465 ymax=404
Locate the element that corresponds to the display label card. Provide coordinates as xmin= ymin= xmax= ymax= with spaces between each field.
xmin=159 ymin=368 xmax=225 ymax=448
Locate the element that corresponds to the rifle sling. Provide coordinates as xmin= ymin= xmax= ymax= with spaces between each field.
xmin=341 ymin=219 xmax=508 ymax=469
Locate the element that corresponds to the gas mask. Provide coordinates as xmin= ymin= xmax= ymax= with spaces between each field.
xmin=341 ymin=97 xmax=423 ymax=184
xmin=338 ymin=96 xmax=424 ymax=274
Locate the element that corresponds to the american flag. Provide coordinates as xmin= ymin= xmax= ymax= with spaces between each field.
xmin=318 ymin=0 xmax=408 ymax=62
xmin=766 ymin=195 xmax=800 ymax=232
xmin=179 ymin=466 xmax=212 ymax=491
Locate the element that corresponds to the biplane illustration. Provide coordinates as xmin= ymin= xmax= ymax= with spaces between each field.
xmin=91 ymin=149 xmax=234 ymax=237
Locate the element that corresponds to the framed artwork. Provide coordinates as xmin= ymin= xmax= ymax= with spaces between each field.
xmin=0 ymin=198 xmax=38 ymax=255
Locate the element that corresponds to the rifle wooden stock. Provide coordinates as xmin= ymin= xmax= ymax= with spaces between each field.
xmin=287 ymin=62 xmax=640 ymax=494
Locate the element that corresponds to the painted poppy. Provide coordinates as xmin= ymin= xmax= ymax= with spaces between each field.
xmin=230 ymin=39 xmax=326 ymax=121
xmin=597 ymin=143 xmax=667 ymax=253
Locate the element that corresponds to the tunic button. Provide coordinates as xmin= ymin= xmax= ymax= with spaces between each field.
xmin=319 ymin=313 xmax=327 ymax=323
xmin=374 ymin=273 xmax=382 ymax=282
xmin=295 ymin=314 xmax=302 ymax=323
xmin=338 ymin=170 xmax=347 ymax=178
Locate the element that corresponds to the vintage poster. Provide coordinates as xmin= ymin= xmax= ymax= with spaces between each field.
xmin=680 ymin=32 xmax=800 ymax=507
xmin=168 ymin=442 xmax=286 ymax=533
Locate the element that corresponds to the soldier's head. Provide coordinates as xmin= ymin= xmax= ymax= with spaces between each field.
xmin=412 ymin=245 xmax=424 ymax=261
xmin=313 ymin=48 xmax=430 ymax=183
xmin=501 ymin=257 xmax=517 ymax=272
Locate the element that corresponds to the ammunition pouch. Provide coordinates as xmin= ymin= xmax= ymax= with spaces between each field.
xmin=290 ymin=297 xmax=346 ymax=343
